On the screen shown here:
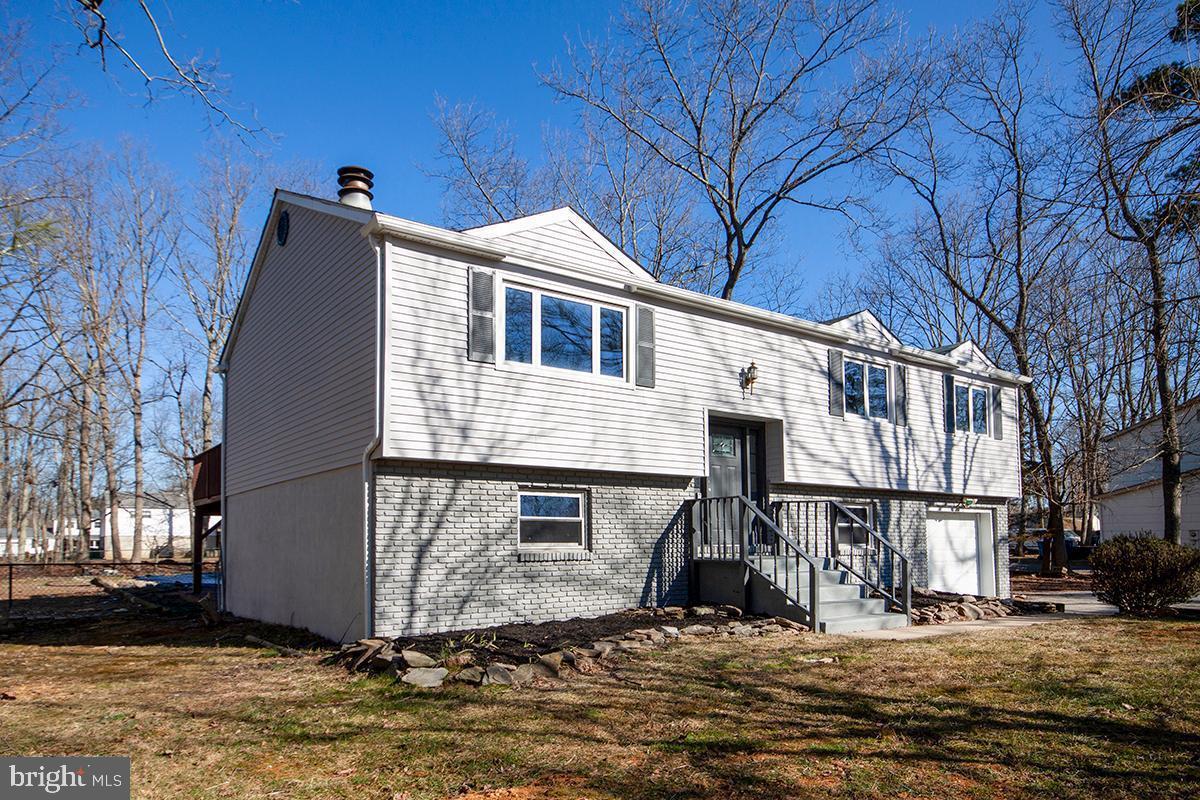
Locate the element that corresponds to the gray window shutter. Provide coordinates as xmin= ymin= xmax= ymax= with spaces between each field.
xmin=894 ymin=364 xmax=908 ymax=427
xmin=943 ymin=374 xmax=956 ymax=433
xmin=828 ymin=349 xmax=844 ymax=416
xmin=467 ymin=268 xmax=495 ymax=363
xmin=635 ymin=305 xmax=655 ymax=388
xmin=991 ymin=386 xmax=1004 ymax=440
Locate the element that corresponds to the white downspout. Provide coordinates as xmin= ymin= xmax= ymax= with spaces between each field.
xmin=362 ymin=233 xmax=386 ymax=640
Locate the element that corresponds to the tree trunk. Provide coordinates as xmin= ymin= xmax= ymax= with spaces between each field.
xmin=96 ymin=379 xmax=123 ymax=562
xmin=131 ymin=384 xmax=144 ymax=561
xmin=77 ymin=376 xmax=95 ymax=562
xmin=1144 ymin=240 xmax=1183 ymax=544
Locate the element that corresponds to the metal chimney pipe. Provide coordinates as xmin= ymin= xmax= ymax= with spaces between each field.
xmin=337 ymin=166 xmax=374 ymax=210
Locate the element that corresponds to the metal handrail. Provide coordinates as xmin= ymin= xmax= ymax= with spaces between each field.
xmin=691 ymin=494 xmax=823 ymax=630
xmin=825 ymin=500 xmax=911 ymax=623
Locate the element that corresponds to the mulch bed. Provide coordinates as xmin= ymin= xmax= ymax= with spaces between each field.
xmin=1011 ymin=572 xmax=1093 ymax=593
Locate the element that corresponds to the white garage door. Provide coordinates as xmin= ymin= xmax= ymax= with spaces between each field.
xmin=926 ymin=512 xmax=995 ymax=596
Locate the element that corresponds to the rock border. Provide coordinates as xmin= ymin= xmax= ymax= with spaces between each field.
xmin=322 ymin=606 xmax=808 ymax=689
xmin=910 ymin=588 xmax=1060 ymax=625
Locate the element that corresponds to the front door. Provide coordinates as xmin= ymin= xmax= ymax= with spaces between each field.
xmin=707 ymin=421 xmax=766 ymax=506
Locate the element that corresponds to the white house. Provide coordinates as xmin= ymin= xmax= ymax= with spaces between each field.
xmin=218 ymin=168 xmax=1026 ymax=642
xmin=1099 ymin=397 xmax=1200 ymax=548
xmin=92 ymin=490 xmax=194 ymax=560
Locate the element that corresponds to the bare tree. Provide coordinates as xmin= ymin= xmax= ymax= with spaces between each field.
xmin=69 ymin=0 xmax=261 ymax=135
xmin=429 ymin=99 xmax=720 ymax=290
xmin=542 ymin=0 xmax=931 ymax=299
xmin=1062 ymin=0 xmax=1200 ymax=544
xmin=110 ymin=145 xmax=178 ymax=560
xmin=870 ymin=4 xmax=1079 ymax=573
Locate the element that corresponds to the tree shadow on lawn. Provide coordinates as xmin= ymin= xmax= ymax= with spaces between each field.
xmin=135 ymin=634 xmax=1200 ymax=800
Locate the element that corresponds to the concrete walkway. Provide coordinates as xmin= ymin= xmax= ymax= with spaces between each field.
xmin=845 ymin=591 xmax=1115 ymax=641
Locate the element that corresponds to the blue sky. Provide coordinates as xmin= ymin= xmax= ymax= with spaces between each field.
xmin=26 ymin=0 xmax=1048 ymax=304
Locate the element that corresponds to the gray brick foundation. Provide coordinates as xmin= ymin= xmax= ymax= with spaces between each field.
xmin=370 ymin=462 xmax=1012 ymax=636
xmin=371 ymin=461 xmax=696 ymax=636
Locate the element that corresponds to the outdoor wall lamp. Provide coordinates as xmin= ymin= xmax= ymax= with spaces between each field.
xmin=740 ymin=361 xmax=759 ymax=397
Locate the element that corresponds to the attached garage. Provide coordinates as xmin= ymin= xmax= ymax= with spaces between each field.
xmin=926 ymin=510 xmax=997 ymax=596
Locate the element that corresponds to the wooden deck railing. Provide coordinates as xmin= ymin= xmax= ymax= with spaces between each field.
xmin=191 ymin=444 xmax=221 ymax=507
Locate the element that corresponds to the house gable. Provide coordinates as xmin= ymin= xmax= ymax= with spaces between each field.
xmin=466 ymin=207 xmax=657 ymax=284
xmin=824 ymin=310 xmax=901 ymax=347
xmin=934 ymin=340 xmax=999 ymax=373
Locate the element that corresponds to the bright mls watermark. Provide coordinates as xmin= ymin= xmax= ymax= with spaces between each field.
xmin=0 ymin=758 xmax=129 ymax=799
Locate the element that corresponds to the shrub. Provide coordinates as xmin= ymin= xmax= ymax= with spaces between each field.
xmin=1091 ymin=536 xmax=1200 ymax=616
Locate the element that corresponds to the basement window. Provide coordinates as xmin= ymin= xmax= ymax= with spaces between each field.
xmin=835 ymin=504 xmax=874 ymax=550
xmin=517 ymin=491 xmax=588 ymax=550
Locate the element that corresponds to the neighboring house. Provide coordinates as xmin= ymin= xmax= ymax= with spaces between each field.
xmin=1099 ymin=397 xmax=1200 ymax=548
xmin=218 ymin=170 xmax=1026 ymax=643
xmin=92 ymin=490 xmax=194 ymax=560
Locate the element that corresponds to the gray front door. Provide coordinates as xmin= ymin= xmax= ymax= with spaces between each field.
xmin=708 ymin=424 xmax=744 ymax=498
xmin=707 ymin=421 xmax=765 ymax=504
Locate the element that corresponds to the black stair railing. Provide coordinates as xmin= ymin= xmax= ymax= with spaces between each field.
xmin=770 ymin=499 xmax=912 ymax=624
xmin=692 ymin=495 xmax=823 ymax=630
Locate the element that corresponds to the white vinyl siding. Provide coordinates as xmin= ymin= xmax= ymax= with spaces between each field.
xmin=479 ymin=217 xmax=642 ymax=282
xmin=224 ymin=204 xmax=378 ymax=496
xmin=383 ymin=238 xmax=1021 ymax=497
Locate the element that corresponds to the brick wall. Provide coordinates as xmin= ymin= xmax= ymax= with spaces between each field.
xmin=372 ymin=461 xmax=696 ymax=636
xmin=769 ymin=483 xmax=1010 ymax=597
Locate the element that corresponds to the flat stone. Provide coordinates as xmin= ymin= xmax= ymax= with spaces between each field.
xmin=773 ymin=616 xmax=807 ymax=631
xmin=731 ymin=625 xmax=757 ymax=637
xmin=455 ymin=666 xmax=484 ymax=685
xmin=960 ymin=603 xmax=984 ymax=620
xmin=401 ymin=649 xmax=438 ymax=668
xmin=573 ymin=647 xmax=602 ymax=658
xmin=760 ymin=624 xmax=784 ymax=634
xmin=511 ymin=664 xmax=539 ymax=686
xmin=680 ymin=624 xmax=716 ymax=636
xmin=616 ymin=640 xmax=647 ymax=651
xmin=591 ymin=641 xmax=617 ymax=655
xmin=957 ymin=595 xmax=977 ymax=603
xmin=662 ymin=606 xmax=686 ymax=619
xmin=401 ymin=667 xmax=448 ymax=688
xmin=624 ymin=631 xmax=649 ymax=641
xmin=485 ymin=664 xmax=514 ymax=685
xmin=659 ymin=626 xmax=681 ymax=638
xmin=689 ymin=606 xmax=717 ymax=617
xmin=717 ymin=604 xmax=743 ymax=617
xmin=368 ymin=652 xmax=399 ymax=672
xmin=493 ymin=662 xmax=518 ymax=671
xmin=538 ymin=652 xmax=565 ymax=676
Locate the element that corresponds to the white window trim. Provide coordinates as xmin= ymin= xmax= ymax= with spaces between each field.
xmin=954 ymin=381 xmax=992 ymax=436
xmin=842 ymin=357 xmax=893 ymax=424
xmin=498 ymin=280 xmax=630 ymax=386
xmin=516 ymin=490 xmax=589 ymax=552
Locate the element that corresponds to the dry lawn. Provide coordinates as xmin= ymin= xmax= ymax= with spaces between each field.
xmin=1 ymin=616 xmax=1198 ymax=799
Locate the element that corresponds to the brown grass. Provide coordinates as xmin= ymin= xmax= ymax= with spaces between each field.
xmin=1 ymin=617 xmax=1198 ymax=799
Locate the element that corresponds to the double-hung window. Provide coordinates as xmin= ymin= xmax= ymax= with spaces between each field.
xmin=517 ymin=491 xmax=587 ymax=550
xmin=844 ymin=359 xmax=889 ymax=421
xmin=954 ymin=383 xmax=990 ymax=435
xmin=503 ymin=284 xmax=626 ymax=380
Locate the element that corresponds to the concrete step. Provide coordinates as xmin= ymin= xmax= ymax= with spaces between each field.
xmin=750 ymin=561 xmax=851 ymax=586
xmin=816 ymin=597 xmax=887 ymax=619
xmin=819 ymin=612 xmax=909 ymax=634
